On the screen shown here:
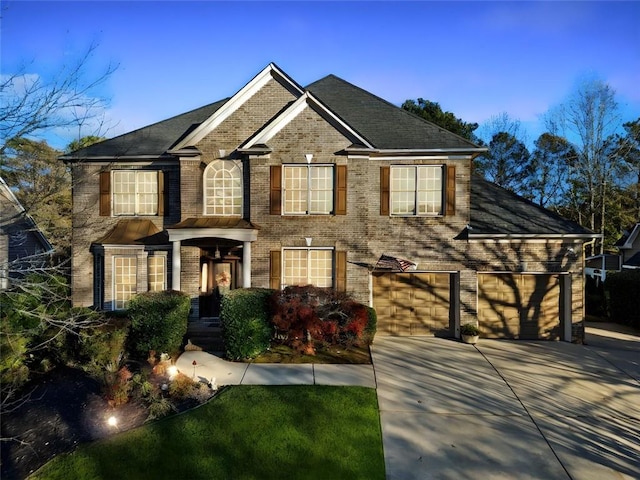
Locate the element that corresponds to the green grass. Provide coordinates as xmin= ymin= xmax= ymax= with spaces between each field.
xmin=31 ymin=386 xmax=385 ymax=480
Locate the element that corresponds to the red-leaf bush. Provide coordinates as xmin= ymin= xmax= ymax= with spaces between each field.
xmin=269 ymin=286 xmax=376 ymax=354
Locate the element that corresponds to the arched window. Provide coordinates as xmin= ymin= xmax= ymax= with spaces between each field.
xmin=203 ymin=160 xmax=243 ymax=216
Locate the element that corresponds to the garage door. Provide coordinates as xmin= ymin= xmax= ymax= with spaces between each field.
xmin=373 ymin=272 xmax=451 ymax=336
xmin=478 ymin=273 xmax=561 ymax=340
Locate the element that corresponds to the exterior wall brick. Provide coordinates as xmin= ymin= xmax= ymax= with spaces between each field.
xmin=68 ymin=72 xmax=590 ymax=338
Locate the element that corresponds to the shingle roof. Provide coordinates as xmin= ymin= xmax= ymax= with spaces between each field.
xmin=470 ymin=176 xmax=596 ymax=237
xmin=61 ymin=99 xmax=228 ymax=159
xmin=306 ymin=75 xmax=481 ymax=150
xmin=62 ymin=68 xmax=484 ymax=160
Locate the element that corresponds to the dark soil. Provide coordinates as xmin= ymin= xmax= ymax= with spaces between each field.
xmin=1 ymin=367 xmax=148 ymax=480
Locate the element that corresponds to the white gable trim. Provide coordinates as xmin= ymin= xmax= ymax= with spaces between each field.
xmin=620 ymin=223 xmax=640 ymax=249
xmin=241 ymin=91 xmax=373 ymax=149
xmin=172 ymin=64 xmax=304 ymax=150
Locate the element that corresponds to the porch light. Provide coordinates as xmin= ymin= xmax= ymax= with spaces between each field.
xmin=305 ymin=153 xmax=313 ymax=163
xmin=214 ymin=246 xmax=221 ymax=259
xmin=218 ymin=149 xmax=226 ymax=158
xmin=305 ymin=237 xmax=312 ymax=247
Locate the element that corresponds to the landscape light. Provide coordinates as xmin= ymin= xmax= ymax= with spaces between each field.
xmin=107 ymin=416 xmax=118 ymax=427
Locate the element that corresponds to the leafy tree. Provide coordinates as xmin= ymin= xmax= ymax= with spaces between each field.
xmin=0 ymin=138 xmax=71 ymax=254
xmin=66 ymin=135 xmax=105 ymax=153
xmin=402 ymin=98 xmax=479 ymax=141
xmin=475 ymin=131 xmax=531 ymax=195
xmin=527 ymin=133 xmax=575 ymax=207
xmin=618 ymin=118 xmax=640 ymax=219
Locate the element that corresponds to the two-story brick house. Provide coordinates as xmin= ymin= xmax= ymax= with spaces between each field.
xmin=62 ymin=64 xmax=598 ymax=341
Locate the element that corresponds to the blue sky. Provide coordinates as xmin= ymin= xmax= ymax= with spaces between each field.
xmin=2 ymin=1 xmax=639 ymax=150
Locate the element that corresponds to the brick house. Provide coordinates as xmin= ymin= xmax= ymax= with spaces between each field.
xmin=61 ymin=64 xmax=599 ymax=341
xmin=0 ymin=175 xmax=53 ymax=289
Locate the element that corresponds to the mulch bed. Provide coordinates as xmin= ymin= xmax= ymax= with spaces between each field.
xmin=1 ymin=367 xmax=148 ymax=480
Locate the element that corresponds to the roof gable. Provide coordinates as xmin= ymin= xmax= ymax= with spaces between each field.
xmin=0 ymin=175 xmax=53 ymax=252
xmin=240 ymin=91 xmax=373 ymax=151
xmin=171 ymin=63 xmax=305 ymax=151
xmin=616 ymin=223 xmax=640 ymax=249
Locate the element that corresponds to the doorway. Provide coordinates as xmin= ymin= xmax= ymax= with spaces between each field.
xmin=199 ymin=251 xmax=237 ymax=319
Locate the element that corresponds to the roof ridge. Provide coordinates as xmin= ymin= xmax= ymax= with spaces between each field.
xmin=307 ymin=74 xmax=482 ymax=150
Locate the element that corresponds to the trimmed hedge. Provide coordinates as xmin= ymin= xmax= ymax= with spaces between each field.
xmin=605 ymin=270 xmax=640 ymax=329
xmin=221 ymin=288 xmax=273 ymax=360
xmin=127 ymin=290 xmax=190 ymax=357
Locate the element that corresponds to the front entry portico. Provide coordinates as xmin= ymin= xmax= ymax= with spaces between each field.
xmin=166 ymin=218 xmax=259 ymax=319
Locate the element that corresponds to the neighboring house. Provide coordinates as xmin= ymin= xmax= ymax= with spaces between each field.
xmin=0 ymin=175 xmax=53 ymax=289
xmin=61 ymin=64 xmax=599 ymax=341
xmin=615 ymin=223 xmax=640 ymax=270
xmin=585 ymin=223 xmax=640 ymax=282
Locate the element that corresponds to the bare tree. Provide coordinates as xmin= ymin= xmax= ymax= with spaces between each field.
xmin=0 ymin=45 xmax=115 ymax=418
xmin=0 ymin=42 xmax=117 ymax=154
xmin=545 ymin=77 xmax=624 ymax=254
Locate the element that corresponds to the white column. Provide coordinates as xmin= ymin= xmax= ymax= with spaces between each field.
xmin=172 ymin=240 xmax=181 ymax=291
xmin=242 ymin=241 xmax=251 ymax=288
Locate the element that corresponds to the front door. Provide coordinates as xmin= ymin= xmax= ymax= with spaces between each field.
xmin=199 ymin=257 xmax=236 ymax=318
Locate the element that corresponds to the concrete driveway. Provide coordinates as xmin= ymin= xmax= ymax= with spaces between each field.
xmin=371 ymin=325 xmax=640 ymax=480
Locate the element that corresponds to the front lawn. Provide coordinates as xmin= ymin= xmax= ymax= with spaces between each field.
xmin=31 ymin=385 xmax=385 ymax=480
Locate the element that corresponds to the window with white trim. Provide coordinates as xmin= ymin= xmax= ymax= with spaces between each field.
xmin=203 ymin=160 xmax=243 ymax=216
xmin=113 ymin=256 xmax=137 ymax=310
xmin=113 ymin=171 xmax=158 ymax=215
xmin=390 ymin=165 xmax=443 ymax=215
xmin=283 ymin=165 xmax=333 ymax=215
xmin=283 ymin=248 xmax=333 ymax=287
xmin=148 ymin=255 xmax=166 ymax=292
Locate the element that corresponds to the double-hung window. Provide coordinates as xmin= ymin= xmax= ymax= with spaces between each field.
xmin=112 ymin=171 xmax=158 ymax=215
xmin=113 ymin=256 xmax=137 ymax=310
xmin=390 ymin=165 xmax=443 ymax=215
xmin=282 ymin=248 xmax=333 ymax=288
xmin=203 ymin=160 xmax=243 ymax=216
xmin=148 ymin=255 xmax=166 ymax=292
xmin=283 ymin=165 xmax=334 ymax=215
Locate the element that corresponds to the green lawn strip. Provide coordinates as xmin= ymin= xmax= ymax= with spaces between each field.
xmin=31 ymin=385 xmax=385 ymax=480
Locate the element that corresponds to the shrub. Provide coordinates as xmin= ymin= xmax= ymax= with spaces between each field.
xmin=269 ymin=286 xmax=376 ymax=352
xmin=364 ymin=306 xmax=377 ymax=345
xmin=605 ymin=270 xmax=640 ymax=328
xmin=221 ymin=288 xmax=273 ymax=360
xmin=103 ymin=362 xmax=133 ymax=407
xmin=127 ymin=290 xmax=190 ymax=358
xmin=77 ymin=318 xmax=129 ymax=377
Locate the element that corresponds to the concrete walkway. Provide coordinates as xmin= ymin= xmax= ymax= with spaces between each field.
xmin=175 ymin=350 xmax=376 ymax=388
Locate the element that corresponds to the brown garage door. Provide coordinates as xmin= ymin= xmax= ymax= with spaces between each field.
xmin=478 ymin=273 xmax=561 ymax=340
xmin=373 ymin=272 xmax=451 ymax=336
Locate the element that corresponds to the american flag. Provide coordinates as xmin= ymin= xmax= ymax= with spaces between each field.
xmin=375 ymin=254 xmax=418 ymax=272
